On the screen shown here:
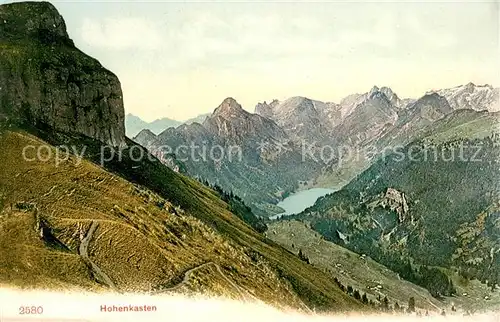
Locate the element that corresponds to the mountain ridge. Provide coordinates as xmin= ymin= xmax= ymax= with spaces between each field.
xmin=128 ymin=82 xmax=499 ymax=137
xmin=125 ymin=113 xmax=182 ymax=137
xmin=135 ymin=84 xmax=499 ymax=216
xmin=289 ymin=116 xmax=500 ymax=299
xmin=427 ymin=83 xmax=499 ymax=112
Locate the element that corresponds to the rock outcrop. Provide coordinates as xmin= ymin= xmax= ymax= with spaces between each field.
xmin=0 ymin=1 xmax=126 ymax=146
xmin=383 ymin=188 xmax=410 ymax=223
xmin=254 ymin=99 xmax=279 ymax=119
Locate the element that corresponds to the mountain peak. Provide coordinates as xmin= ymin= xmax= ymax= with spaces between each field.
xmin=213 ymin=97 xmax=245 ymax=117
xmin=134 ymin=128 xmax=156 ymax=141
xmin=279 ymin=96 xmax=315 ymax=111
xmin=126 ymin=113 xmax=139 ymax=119
xmin=409 ymin=92 xmax=452 ymax=119
xmin=379 ymin=86 xmax=397 ymax=98
xmin=222 ymin=97 xmax=240 ymax=106
xmin=420 ymin=92 xmax=448 ymax=103
xmin=254 ymin=99 xmax=280 ymax=119
xmin=368 ymin=86 xmax=389 ymax=101
xmin=461 ymin=82 xmax=495 ymax=91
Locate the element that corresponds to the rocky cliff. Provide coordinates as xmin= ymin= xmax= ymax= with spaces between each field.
xmin=0 ymin=1 xmax=125 ymax=146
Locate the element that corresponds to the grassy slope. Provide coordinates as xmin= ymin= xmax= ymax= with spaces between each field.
xmin=420 ymin=110 xmax=499 ymax=144
xmin=0 ymin=128 xmax=363 ymax=312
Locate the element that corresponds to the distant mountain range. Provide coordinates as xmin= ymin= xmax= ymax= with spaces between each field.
xmin=125 ymin=113 xmax=211 ymax=137
xmin=125 ymin=114 xmax=181 ymax=137
xmin=134 ymin=83 xmax=499 ymax=217
xmin=128 ymin=83 xmax=498 ymax=140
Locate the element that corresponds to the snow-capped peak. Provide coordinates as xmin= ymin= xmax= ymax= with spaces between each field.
xmin=427 ymin=83 xmax=499 ymax=112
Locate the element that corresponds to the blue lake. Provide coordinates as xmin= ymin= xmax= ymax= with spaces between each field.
xmin=270 ymin=188 xmax=336 ymax=219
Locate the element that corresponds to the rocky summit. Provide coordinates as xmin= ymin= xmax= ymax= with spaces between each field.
xmin=203 ymin=97 xmax=287 ymax=144
xmin=0 ymin=1 xmax=125 ymax=146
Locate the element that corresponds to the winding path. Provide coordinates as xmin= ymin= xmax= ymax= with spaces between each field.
xmin=152 ymin=262 xmax=253 ymax=302
xmin=78 ymin=221 xmax=310 ymax=312
xmin=79 ymin=221 xmax=117 ymax=291
xmin=152 ymin=262 xmax=213 ymax=294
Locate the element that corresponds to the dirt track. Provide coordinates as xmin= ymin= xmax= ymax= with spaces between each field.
xmin=79 ymin=221 xmax=117 ymax=291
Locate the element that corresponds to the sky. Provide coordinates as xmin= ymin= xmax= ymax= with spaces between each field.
xmin=4 ymin=0 xmax=500 ymax=121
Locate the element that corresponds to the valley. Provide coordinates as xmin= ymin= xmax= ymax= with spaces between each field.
xmin=129 ymin=89 xmax=500 ymax=312
xmin=0 ymin=0 xmax=499 ymax=317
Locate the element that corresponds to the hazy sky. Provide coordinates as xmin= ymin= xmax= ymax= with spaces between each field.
xmin=5 ymin=0 xmax=500 ymax=121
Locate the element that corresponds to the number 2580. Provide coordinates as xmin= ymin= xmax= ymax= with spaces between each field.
xmin=19 ymin=306 xmax=43 ymax=315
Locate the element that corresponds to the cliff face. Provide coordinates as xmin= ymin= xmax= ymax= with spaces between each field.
xmin=0 ymin=1 xmax=125 ymax=146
